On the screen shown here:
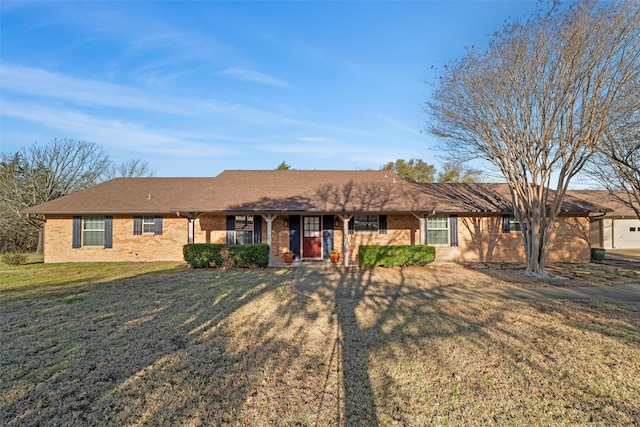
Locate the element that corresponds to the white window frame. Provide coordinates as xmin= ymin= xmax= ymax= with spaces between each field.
xmin=235 ymin=215 xmax=254 ymax=245
xmin=142 ymin=216 xmax=155 ymax=234
xmin=509 ymin=217 xmax=522 ymax=233
xmin=427 ymin=216 xmax=449 ymax=246
xmin=83 ymin=216 xmax=105 ymax=247
xmin=354 ymin=215 xmax=379 ymax=232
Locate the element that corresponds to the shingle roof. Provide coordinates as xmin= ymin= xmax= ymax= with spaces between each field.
xmin=567 ymin=190 xmax=637 ymax=217
xmin=23 ymin=170 xmax=610 ymax=215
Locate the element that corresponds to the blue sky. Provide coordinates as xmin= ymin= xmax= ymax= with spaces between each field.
xmin=1 ymin=1 xmax=538 ymax=177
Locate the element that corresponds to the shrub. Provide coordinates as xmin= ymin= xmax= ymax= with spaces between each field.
xmin=359 ymin=245 xmax=435 ymax=267
xmin=183 ymin=244 xmax=269 ymax=268
xmin=1 ymin=253 xmax=28 ymax=266
xmin=229 ymin=244 xmax=269 ymax=268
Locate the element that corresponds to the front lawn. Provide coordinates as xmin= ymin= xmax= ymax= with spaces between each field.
xmin=1 ymin=263 xmax=639 ymax=425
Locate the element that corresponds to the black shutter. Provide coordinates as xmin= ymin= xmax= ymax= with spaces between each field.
xmin=253 ymin=216 xmax=262 ymax=243
xmin=449 ymin=215 xmax=458 ymax=247
xmin=424 ymin=216 xmax=429 ymax=245
xmin=72 ymin=216 xmax=82 ymax=248
xmin=289 ymin=215 xmax=301 ymax=259
xmin=154 ymin=216 xmax=163 ymax=235
xmin=379 ymin=215 xmax=387 ymax=234
xmin=133 ymin=216 xmax=142 ymax=235
xmin=104 ymin=216 xmax=113 ymax=249
xmin=502 ymin=215 xmax=510 ymax=233
xmin=226 ymin=215 xmax=235 ymax=245
xmin=348 ymin=217 xmax=355 ymax=234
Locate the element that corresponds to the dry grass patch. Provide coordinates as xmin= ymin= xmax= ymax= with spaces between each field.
xmin=1 ymin=262 xmax=639 ymax=426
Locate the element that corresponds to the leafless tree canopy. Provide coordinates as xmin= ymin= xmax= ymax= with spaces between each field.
xmin=587 ymin=79 xmax=640 ymax=218
xmin=427 ymin=1 xmax=640 ymax=274
xmin=105 ymin=158 xmax=154 ymax=179
xmin=0 ymin=138 xmax=154 ymax=253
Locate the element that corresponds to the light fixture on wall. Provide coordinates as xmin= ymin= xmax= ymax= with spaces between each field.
xmin=284 ymin=217 xmax=289 ymax=227
xmin=335 ymin=217 xmax=340 ymax=228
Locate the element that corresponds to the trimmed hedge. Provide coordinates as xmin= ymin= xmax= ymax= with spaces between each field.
xmin=183 ymin=244 xmax=269 ymax=268
xmin=359 ymin=245 xmax=435 ymax=267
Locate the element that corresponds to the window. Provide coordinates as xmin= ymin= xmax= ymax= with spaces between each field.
xmin=304 ymin=216 xmax=320 ymax=237
xmin=354 ymin=215 xmax=379 ymax=232
xmin=427 ymin=216 xmax=449 ymax=245
xmin=83 ymin=216 xmax=105 ymax=247
xmin=143 ymin=216 xmax=156 ymax=233
xmin=509 ymin=217 xmax=522 ymax=232
xmin=235 ymin=215 xmax=254 ymax=245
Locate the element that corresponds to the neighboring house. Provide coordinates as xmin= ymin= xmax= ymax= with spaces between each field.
xmin=24 ymin=170 xmax=609 ymax=265
xmin=568 ymin=190 xmax=640 ymax=249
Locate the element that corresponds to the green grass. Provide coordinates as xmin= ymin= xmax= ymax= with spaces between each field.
xmin=1 ymin=262 xmax=639 ymax=426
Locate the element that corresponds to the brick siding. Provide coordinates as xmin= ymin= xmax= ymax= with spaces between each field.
xmin=42 ymin=213 xmax=591 ymax=263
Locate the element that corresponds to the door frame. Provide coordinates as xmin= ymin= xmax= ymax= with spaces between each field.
xmin=302 ymin=215 xmax=322 ymax=259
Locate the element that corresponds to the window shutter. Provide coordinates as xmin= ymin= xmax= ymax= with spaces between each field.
xmin=104 ymin=216 xmax=113 ymax=248
xmin=348 ymin=217 xmax=355 ymax=234
xmin=133 ymin=216 xmax=142 ymax=235
xmin=502 ymin=215 xmax=510 ymax=233
xmin=253 ymin=216 xmax=262 ymax=243
xmin=424 ymin=216 xmax=428 ymax=244
xmin=379 ymin=215 xmax=387 ymax=234
xmin=226 ymin=215 xmax=235 ymax=245
xmin=154 ymin=216 xmax=163 ymax=235
xmin=72 ymin=216 xmax=82 ymax=248
xmin=449 ymin=215 xmax=458 ymax=247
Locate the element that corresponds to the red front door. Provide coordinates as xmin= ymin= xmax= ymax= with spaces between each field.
xmin=303 ymin=216 xmax=322 ymax=258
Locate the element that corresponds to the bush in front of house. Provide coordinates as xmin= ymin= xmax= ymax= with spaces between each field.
xmin=183 ymin=244 xmax=269 ymax=268
xmin=1 ymin=253 xmax=28 ymax=266
xmin=359 ymin=245 xmax=436 ymax=267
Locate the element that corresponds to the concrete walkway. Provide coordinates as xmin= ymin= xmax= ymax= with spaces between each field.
xmin=292 ymin=262 xmax=640 ymax=303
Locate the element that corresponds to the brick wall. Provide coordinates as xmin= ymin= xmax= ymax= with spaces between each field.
xmin=44 ymin=215 xmax=188 ymax=263
xmin=43 ymin=213 xmax=591 ymax=263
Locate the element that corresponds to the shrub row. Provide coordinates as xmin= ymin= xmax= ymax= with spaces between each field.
xmin=183 ymin=244 xmax=269 ymax=268
xmin=1 ymin=253 xmax=28 ymax=266
xmin=359 ymin=245 xmax=435 ymax=267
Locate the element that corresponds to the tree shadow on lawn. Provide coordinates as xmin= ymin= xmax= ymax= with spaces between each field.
xmin=295 ymin=264 xmax=640 ymax=425
xmin=1 ymin=267 xmax=340 ymax=426
xmin=2 ymin=264 xmax=639 ymax=426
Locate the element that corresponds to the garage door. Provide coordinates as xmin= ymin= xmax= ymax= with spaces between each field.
xmin=614 ymin=219 xmax=640 ymax=249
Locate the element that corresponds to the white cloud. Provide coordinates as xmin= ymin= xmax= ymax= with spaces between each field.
xmin=221 ymin=67 xmax=293 ymax=88
xmin=1 ymin=101 xmax=236 ymax=157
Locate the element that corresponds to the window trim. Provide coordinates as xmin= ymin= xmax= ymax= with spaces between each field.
xmin=82 ymin=215 xmax=105 ymax=247
xmin=426 ymin=215 xmax=449 ymax=246
xmin=234 ymin=215 xmax=254 ymax=245
xmin=142 ymin=216 xmax=156 ymax=234
xmin=354 ymin=215 xmax=379 ymax=232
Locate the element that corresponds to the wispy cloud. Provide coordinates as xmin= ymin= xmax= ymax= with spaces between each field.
xmin=221 ymin=67 xmax=293 ymax=88
xmin=0 ymin=64 xmax=301 ymax=125
xmin=1 ymin=101 xmax=236 ymax=157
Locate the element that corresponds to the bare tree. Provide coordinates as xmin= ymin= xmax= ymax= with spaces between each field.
xmin=105 ymin=158 xmax=154 ymax=179
xmin=427 ymin=1 xmax=640 ymax=274
xmin=588 ymin=80 xmax=640 ymax=218
xmin=1 ymin=139 xmax=110 ymax=253
xmin=381 ymin=158 xmax=436 ymax=183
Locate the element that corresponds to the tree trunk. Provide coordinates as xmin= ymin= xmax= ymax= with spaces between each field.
xmin=36 ymin=227 xmax=44 ymax=255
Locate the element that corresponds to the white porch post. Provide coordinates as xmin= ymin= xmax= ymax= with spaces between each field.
xmin=261 ymin=214 xmax=278 ymax=267
xmin=412 ymin=212 xmax=426 ymax=245
xmin=339 ymin=214 xmax=353 ymax=267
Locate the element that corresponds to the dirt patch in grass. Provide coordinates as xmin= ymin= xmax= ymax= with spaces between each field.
xmin=1 ymin=263 xmax=639 ymax=426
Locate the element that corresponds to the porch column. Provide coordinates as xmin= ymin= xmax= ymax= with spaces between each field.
xmin=412 ymin=212 xmax=426 ymax=245
xmin=261 ymin=214 xmax=278 ymax=267
xmin=339 ymin=214 xmax=353 ymax=267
